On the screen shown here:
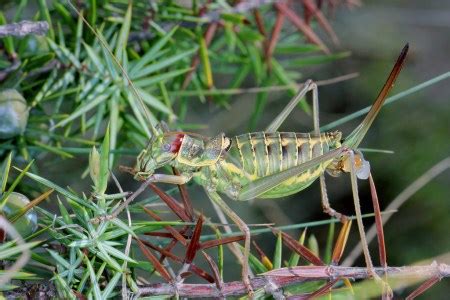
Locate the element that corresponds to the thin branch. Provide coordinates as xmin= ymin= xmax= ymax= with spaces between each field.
xmin=0 ymin=21 xmax=49 ymax=38
xmin=170 ymin=72 xmax=359 ymax=97
xmin=137 ymin=263 xmax=450 ymax=297
xmin=406 ymin=276 xmax=441 ymax=300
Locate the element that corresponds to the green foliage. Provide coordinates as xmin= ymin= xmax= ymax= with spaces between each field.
xmin=89 ymin=124 xmax=110 ymax=196
xmin=0 ymin=0 xmax=349 ymax=166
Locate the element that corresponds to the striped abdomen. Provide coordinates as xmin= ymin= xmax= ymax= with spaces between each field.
xmin=226 ymin=131 xmax=342 ymax=198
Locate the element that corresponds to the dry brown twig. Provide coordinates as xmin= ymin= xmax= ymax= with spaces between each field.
xmin=136 ymin=263 xmax=450 ymax=298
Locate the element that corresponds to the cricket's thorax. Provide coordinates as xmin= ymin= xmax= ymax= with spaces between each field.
xmin=196 ymin=131 xmax=343 ymax=199
xmin=173 ymin=133 xmax=231 ymax=169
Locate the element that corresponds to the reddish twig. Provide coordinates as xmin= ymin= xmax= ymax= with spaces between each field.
xmin=406 ymin=276 xmax=441 ymax=300
xmin=138 ymin=238 xmax=215 ymax=283
xmin=173 ymin=167 xmax=195 ymax=221
xmin=275 ymin=3 xmax=330 ymax=54
xmin=302 ymin=0 xmax=340 ymax=45
xmin=271 ymin=228 xmax=324 ymax=266
xmin=304 ymin=279 xmax=339 ymax=300
xmin=369 ymin=174 xmax=387 ymax=268
xmin=266 ymin=7 xmax=285 ymax=68
xmin=137 ymin=263 xmax=450 ymax=297
xmin=148 ymin=184 xmax=191 ymax=221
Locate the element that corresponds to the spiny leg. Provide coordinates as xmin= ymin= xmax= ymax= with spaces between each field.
xmin=261 ymin=78 xmax=350 ymax=226
xmin=311 ymin=85 xmax=350 ymax=223
xmin=205 ymin=189 xmax=253 ymax=295
xmin=311 ymin=88 xmax=354 ymax=285
xmin=262 ymin=79 xmax=356 ymax=259
xmin=349 ymin=154 xmax=393 ymax=294
xmin=311 ymin=80 xmax=320 ymax=134
xmin=210 ymin=199 xmax=248 ymax=267
xmin=265 ymin=79 xmax=318 ymax=132
xmin=347 ymin=151 xmax=376 ymax=277
xmin=261 ymin=79 xmax=354 ymax=262
xmin=309 ymin=79 xmax=346 ymax=220
xmin=268 ymin=79 xmax=348 ymax=221
xmin=312 ymin=88 xmax=355 ymax=288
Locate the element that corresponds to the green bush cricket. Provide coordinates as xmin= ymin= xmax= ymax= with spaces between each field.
xmin=132 ymin=45 xmax=408 ymax=292
xmin=70 ymin=2 xmax=408 ymax=293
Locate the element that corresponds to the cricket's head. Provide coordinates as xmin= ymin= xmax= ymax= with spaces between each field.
xmin=134 ymin=132 xmax=184 ymax=179
xmin=328 ymin=150 xmax=371 ymax=179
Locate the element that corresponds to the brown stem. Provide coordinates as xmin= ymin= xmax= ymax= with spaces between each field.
xmin=137 ymin=263 xmax=450 ymax=297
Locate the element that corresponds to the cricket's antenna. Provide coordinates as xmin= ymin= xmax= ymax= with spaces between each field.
xmin=344 ymin=43 xmax=409 ymax=148
xmin=67 ymin=1 xmax=159 ymax=137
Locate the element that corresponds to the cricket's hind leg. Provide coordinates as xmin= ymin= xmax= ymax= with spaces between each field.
xmin=265 ymin=79 xmax=351 ymax=220
xmin=307 ymin=80 xmax=379 ymax=284
xmin=265 ymin=78 xmax=352 ymax=237
xmin=308 ymin=83 xmax=351 ymax=224
xmin=347 ymin=150 xmax=384 ymax=282
xmin=265 ymin=79 xmax=319 ymax=133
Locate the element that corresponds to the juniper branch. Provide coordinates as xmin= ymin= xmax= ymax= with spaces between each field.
xmin=137 ymin=263 xmax=450 ymax=298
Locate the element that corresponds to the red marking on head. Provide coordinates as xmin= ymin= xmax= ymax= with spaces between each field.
xmin=170 ymin=134 xmax=184 ymax=153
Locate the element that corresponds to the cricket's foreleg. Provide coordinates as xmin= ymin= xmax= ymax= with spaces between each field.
xmin=349 ymin=154 xmax=393 ymax=295
xmin=266 ymin=80 xmax=318 ymax=133
xmin=135 ymin=173 xmax=192 ymax=185
xmin=205 ymin=189 xmax=253 ymax=295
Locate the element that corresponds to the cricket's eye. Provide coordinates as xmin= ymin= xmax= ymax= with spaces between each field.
xmin=162 ymin=143 xmax=171 ymax=152
xmin=224 ymin=137 xmax=232 ymax=152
